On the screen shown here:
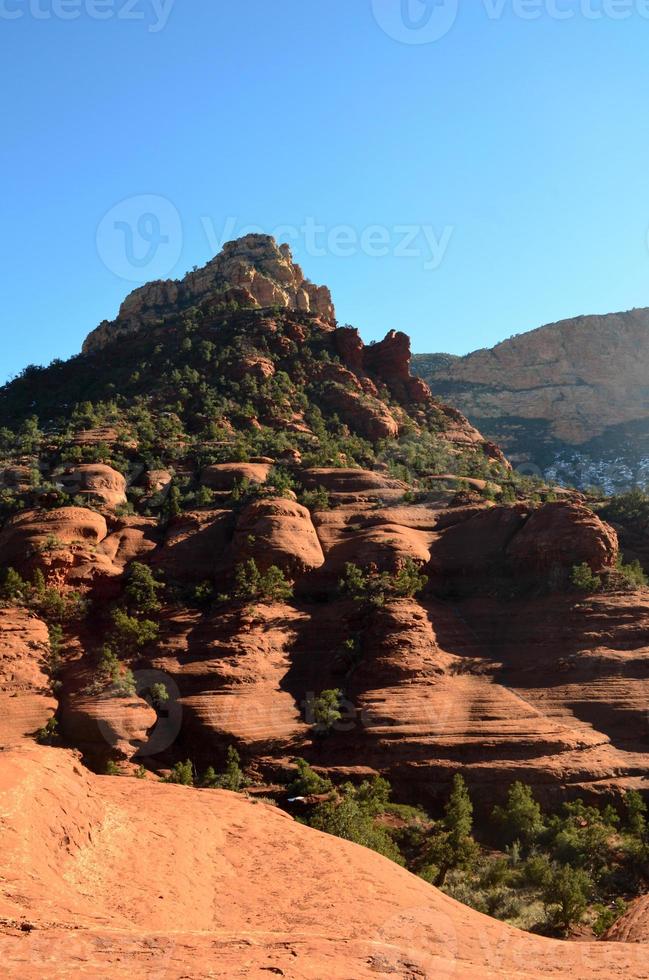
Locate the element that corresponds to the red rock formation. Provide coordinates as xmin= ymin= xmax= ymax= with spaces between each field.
xmin=57 ymin=464 xmax=127 ymax=509
xmin=233 ymin=497 xmax=325 ymax=577
xmin=0 ymin=608 xmax=55 ymax=745
xmin=2 ymin=743 xmax=649 ymax=979
xmin=82 ymin=235 xmax=336 ymax=353
xmin=152 ymin=509 xmax=234 ymax=582
xmin=201 ymin=461 xmax=272 ymax=490
xmin=507 ymin=501 xmax=619 ymax=575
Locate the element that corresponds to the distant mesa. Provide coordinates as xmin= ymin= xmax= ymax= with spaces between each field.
xmin=414 ymin=307 xmax=649 ymax=490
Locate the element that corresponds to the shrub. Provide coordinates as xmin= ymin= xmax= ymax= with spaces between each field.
xmin=47 ymin=623 xmax=64 ymax=674
xmin=287 ymin=758 xmax=334 ymax=797
xmin=571 ymin=563 xmax=601 ymax=593
xmin=611 ymin=558 xmax=648 ymax=591
xmin=36 ymin=716 xmax=58 ymax=745
xmin=165 ymin=760 xmax=194 ymax=786
xmin=97 ymin=645 xmax=136 ymax=696
xmin=110 ymin=608 xmax=159 ymax=653
xmin=544 ymin=864 xmax=592 ymax=931
xmin=0 ymin=567 xmax=27 ymax=601
xmin=232 ymin=559 xmax=293 ymax=603
xmin=310 ymin=783 xmax=404 ymax=865
xmin=298 ymin=486 xmax=330 ymax=511
xmin=339 ymin=558 xmax=427 ymax=607
xmin=149 ymin=682 xmax=170 ymax=710
xmin=309 ymin=689 xmax=343 ymax=734
xmin=592 ymin=898 xmax=627 ymax=937
xmin=124 ymin=562 xmax=163 ymax=615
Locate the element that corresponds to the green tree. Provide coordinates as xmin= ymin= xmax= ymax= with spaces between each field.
xmin=220 ymin=746 xmax=245 ymax=791
xmin=492 ymin=782 xmax=544 ymax=850
xmin=544 ymin=864 xmax=592 ymax=931
xmin=232 ymin=560 xmax=293 ymax=603
xmin=424 ymin=774 xmax=479 ymax=887
xmin=339 ymin=559 xmax=426 ymax=607
xmin=310 ymin=689 xmax=343 ymax=734
xmin=287 ymin=758 xmax=334 ymax=797
xmin=310 ymin=784 xmax=404 ymax=865
xmin=110 ymin=608 xmax=159 ymax=653
xmin=124 ymin=562 xmax=163 ymax=615
xmin=202 ymin=746 xmax=246 ymax=791
xmin=625 ymin=790 xmax=647 ymax=837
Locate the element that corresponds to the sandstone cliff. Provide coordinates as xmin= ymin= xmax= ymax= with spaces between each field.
xmin=414 ymin=307 xmax=649 ymax=490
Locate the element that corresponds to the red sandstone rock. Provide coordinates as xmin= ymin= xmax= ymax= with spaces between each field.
xmin=507 ymin=501 xmax=619 ymax=575
xmin=2 ymin=743 xmax=649 ymax=978
xmin=201 ymin=461 xmax=273 ymax=490
xmin=152 ymin=509 xmax=234 ymax=582
xmin=233 ymin=497 xmax=325 ymax=577
xmin=57 ymin=464 xmax=127 ymax=509
xmin=0 ymin=507 xmax=117 ymax=590
xmin=0 ymin=608 xmax=55 ymax=745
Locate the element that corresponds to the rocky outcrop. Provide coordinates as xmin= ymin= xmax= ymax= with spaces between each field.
xmin=82 ymin=235 xmax=335 ymax=352
xmin=57 ymin=463 xmax=127 ymax=509
xmin=152 ymin=509 xmax=234 ymax=582
xmin=0 ymin=507 xmax=115 ymax=589
xmin=427 ymin=501 xmax=618 ymax=592
xmin=0 ymin=608 xmax=55 ymax=745
xmin=413 ymin=307 xmax=649 ymax=488
xmin=233 ymin=497 xmax=325 ymax=578
xmin=506 ymin=501 xmax=619 ymax=576
xmin=4 ymin=744 xmax=649 ymax=979
xmin=606 ymin=895 xmax=649 ymax=942
xmin=201 ymin=461 xmax=272 ymax=490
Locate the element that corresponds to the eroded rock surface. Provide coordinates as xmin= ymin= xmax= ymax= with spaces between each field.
xmin=1 ymin=744 xmax=649 ymax=979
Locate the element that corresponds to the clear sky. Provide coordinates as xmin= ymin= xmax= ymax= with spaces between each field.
xmin=2 ymin=0 xmax=649 ymax=384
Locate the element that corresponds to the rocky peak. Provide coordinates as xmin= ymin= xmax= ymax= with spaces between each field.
xmin=83 ymin=234 xmax=335 ymax=353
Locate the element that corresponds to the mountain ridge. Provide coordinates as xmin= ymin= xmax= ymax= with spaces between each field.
xmin=413 ymin=306 xmax=649 ymax=490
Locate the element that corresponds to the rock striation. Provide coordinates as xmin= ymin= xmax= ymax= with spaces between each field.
xmin=414 ymin=307 xmax=649 ymax=489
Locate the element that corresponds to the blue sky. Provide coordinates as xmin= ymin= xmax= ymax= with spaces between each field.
xmin=2 ymin=0 xmax=649 ymax=384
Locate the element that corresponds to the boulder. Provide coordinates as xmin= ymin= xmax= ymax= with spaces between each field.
xmin=507 ymin=502 xmax=619 ymax=576
xmin=57 ymin=463 xmax=127 ymax=509
xmin=201 ymin=461 xmax=272 ymax=490
xmin=233 ymin=498 xmax=325 ymax=577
